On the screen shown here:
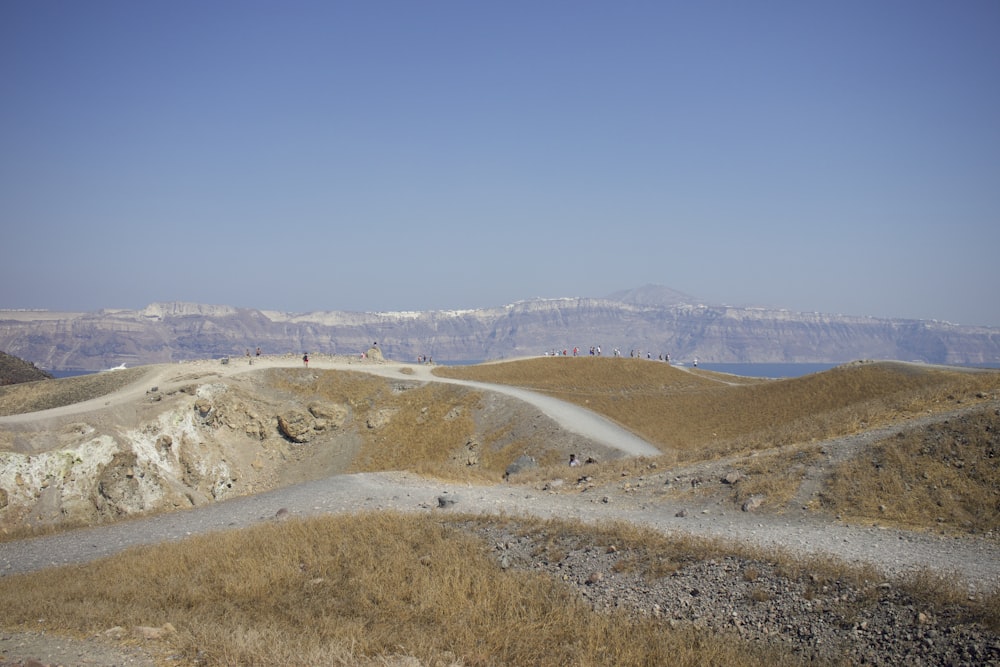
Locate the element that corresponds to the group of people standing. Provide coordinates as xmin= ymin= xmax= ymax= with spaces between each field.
xmin=546 ymin=346 xmax=679 ymax=364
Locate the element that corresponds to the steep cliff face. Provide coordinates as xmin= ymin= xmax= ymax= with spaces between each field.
xmin=1 ymin=294 xmax=998 ymax=370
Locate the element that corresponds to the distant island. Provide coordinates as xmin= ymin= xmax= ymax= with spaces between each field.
xmin=2 ymin=285 xmax=998 ymax=371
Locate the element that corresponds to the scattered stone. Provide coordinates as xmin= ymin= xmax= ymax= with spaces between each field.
xmin=456 ymin=439 xmax=480 ymax=466
xmin=742 ymin=495 xmax=765 ymax=512
xmin=193 ymin=398 xmax=212 ymax=416
xmin=365 ymin=408 xmax=395 ymax=429
xmin=133 ymin=623 xmax=176 ymax=640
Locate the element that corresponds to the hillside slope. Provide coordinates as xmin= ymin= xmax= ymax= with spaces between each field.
xmin=0 ymin=351 xmax=53 ymax=386
xmin=1 ymin=356 xmax=998 ymax=667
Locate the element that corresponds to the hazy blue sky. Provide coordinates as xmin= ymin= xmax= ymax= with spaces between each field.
xmin=2 ymin=1 xmax=998 ymax=326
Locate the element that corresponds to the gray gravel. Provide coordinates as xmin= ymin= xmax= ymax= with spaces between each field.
xmin=3 ymin=469 xmax=998 ymax=591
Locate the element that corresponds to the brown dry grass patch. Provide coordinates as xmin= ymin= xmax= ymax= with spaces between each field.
xmin=0 ymin=512 xmax=807 ymax=667
xmin=820 ymin=404 xmax=1000 ymax=532
xmin=436 ymin=358 xmax=1000 ymax=461
xmin=0 ymin=367 xmax=149 ymax=416
xmin=263 ymin=368 xmax=515 ymax=482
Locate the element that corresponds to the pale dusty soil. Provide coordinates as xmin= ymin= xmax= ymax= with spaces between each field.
xmin=1 ymin=356 xmax=998 ymax=666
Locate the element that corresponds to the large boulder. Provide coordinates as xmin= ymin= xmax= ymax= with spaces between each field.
xmin=93 ymin=451 xmax=145 ymax=517
xmin=308 ymin=402 xmax=348 ymax=428
xmin=277 ymin=410 xmax=313 ymax=443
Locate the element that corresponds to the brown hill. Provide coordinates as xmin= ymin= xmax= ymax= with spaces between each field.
xmin=0 ymin=350 xmax=53 ymax=386
xmin=2 ymin=356 xmax=999 ymax=666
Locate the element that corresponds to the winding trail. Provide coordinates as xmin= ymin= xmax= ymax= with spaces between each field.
xmin=360 ymin=361 xmax=661 ymax=457
xmin=0 ymin=357 xmax=660 ymax=457
xmin=1 ymin=357 xmax=998 ymax=593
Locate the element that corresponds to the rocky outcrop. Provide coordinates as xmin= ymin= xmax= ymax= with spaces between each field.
xmin=277 ymin=410 xmax=314 ymax=443
xmin=2 ymin=288 xmax=999 ymax=370
xmin=93 ymin=451 xmax=147 ymax=517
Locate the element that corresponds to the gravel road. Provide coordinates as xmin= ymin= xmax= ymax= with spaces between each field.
xmin=3 ymin=358 xmax=999 ymax=667
xmin=3 ymin=466 xmax=998 ymax=592
xmin=1 ymin=358 xmax=997 ymax=592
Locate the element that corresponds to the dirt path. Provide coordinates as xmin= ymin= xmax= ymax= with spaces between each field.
xmin=7 ymin=357 xmax=1000 ymax=590
xmin=1 ymin=359 xmax=998 ymax=588
xmin=0 ymin=357 xmax=661 ymax=458
xmin=3 ymin=465 xmax=998 ymax=590
xmin=2 ymin=358 xmax=999 ymax=666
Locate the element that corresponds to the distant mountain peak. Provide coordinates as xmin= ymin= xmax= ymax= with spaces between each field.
xmin=605 ymin=285 xmax=697 ymax=307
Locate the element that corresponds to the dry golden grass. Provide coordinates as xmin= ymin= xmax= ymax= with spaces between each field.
xmin=0 ymin=367 xmax=149 ymax=416
xmin=5 ymin=358 xmax=999 ymax=665
xmin=725 ymin=445 xmax=828 ymax=507
xmin=820 ymin=404 xmax=1000 ymax=532
xmin=0 ymin=512 xmax=813 ymax=667
xmin=436 ymin=358 xmax=1000 ymax=461
xmin=264 ymin=368 xmax=509 ymax=482
xmin=436 ymin=358 xmax=1000 ymax=531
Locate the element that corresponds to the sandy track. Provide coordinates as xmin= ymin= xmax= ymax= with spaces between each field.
xmin=1 ymin=357 xmax=661 ymax=457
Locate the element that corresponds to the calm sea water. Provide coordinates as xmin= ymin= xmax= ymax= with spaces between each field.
xmin=698 ymin=363 xmax=837 ymax=378
xmin=700 ymin=362 xmax=1000 ymax=377
xmin=701 ymin=362 xmax=1000 ymax=378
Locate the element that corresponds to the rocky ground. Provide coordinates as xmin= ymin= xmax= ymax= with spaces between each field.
xmin=469 ymin=520 xmax=999 ymax=667
xmin=1 ymin=357 xmax=998 ymax=666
